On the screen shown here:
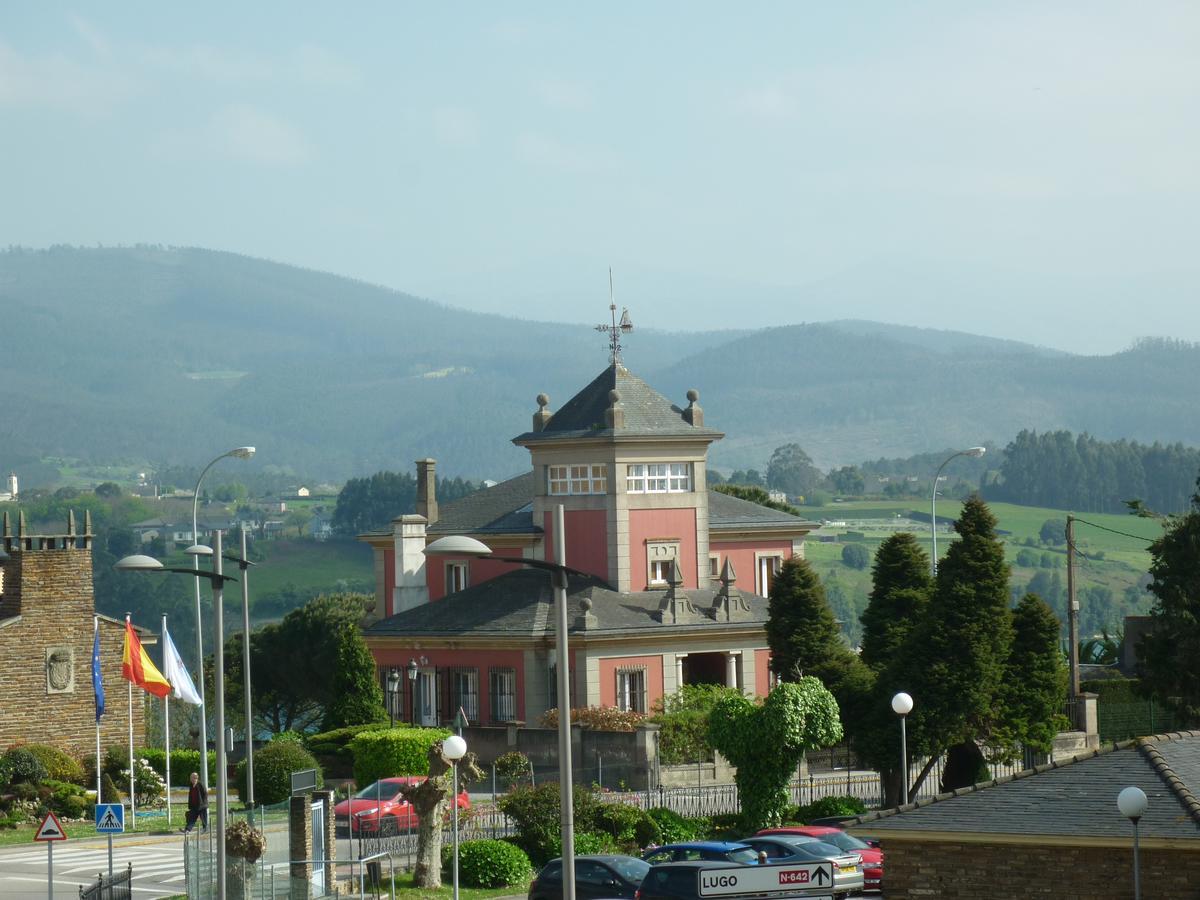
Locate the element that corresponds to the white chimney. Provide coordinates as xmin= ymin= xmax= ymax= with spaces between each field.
xmin=7 ymin=473 xmax=16 ymax=499
xmin=393 ymin=514 xmax=430 ymax=613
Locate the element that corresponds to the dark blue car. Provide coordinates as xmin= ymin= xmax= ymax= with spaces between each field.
xmin=641 ymin=842 xmax=760 ymax=866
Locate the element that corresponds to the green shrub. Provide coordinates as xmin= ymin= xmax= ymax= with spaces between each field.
xmin=790 ymin=795 xmax=867 ymax=823
xmin=349 ymin=727 xmax=450 ymax=785
xmin=2 ymin=748 xmax=48 ymax=785
xmin=499 ymin=784 xmax=602 ymax=865
xmin=234 ymin=740 xmax=322 ymax=805
xmin=1015 ymin=548 xmax=1037 ymax=567
xmin=572 ymin=831 xmax=618 ymax=855
xmin=453 ymin=840 xmax=533 ymax=888
xmin=18 ymin=745 xmax=85 ymax=785
xmin=101 ymin=772 xmax=121 ymax=804
xmin=647 ymin=807 xmax=710 ymax=844
xmin=592 ymin=802 xmax=661 ymax=851
xmin=44 ymin=779 xmax=90 ymax=819
xmin=494 ymin=751 xmax=532 ymax=780
xmin=123 ymin=758 xmax=166 ymax=808
xmin=304 ymin=723 xmax=390 ymax=778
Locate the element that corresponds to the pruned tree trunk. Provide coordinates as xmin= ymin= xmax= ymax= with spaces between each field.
xmin=399 ymin=741 xmax=483 ymax=889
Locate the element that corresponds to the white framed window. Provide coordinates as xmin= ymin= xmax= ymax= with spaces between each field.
xmin=646 ymin=540 xmax=681 ymax=587
xmin=757 ymin=555 xmax=783 ymax=598
xmin=548 ymin=463 xmax=607 ymax=495
xmin=616 ymin=668 xmax=648 ymax=713
xmin=446 ymin=561 xmax=469 ymax=593
xmin=626 ymin=463 xmax=692 ymax=493
xmin=650 ymin=559 xmax=674 ymax=585
xmin=489 ymin=668 xmax=517 ymax=723
xmin=709 ymin=554 xmax=721 ymax=581
xmin=450 ymin=667 xmax=479 ymax=723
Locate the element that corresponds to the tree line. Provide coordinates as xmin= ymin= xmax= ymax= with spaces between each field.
xmin=332 ymin=471 xmax=482 ymax=536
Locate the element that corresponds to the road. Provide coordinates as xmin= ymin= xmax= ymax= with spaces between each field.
xmin=0 ymin=832 xmax=186 ymax=899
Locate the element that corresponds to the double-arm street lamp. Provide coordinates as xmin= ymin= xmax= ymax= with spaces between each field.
xmin=223 ymin=527 xmax=257 ymax=807
xmin=424 ymin=504 xmax=579 ymax=900
xmin=190 ymin=447 xmax=255 ymax=791
xmin=117 ymin=537 xmax=239 ymax=900
xmin=930 ymin=447 xmax=985 ymax=575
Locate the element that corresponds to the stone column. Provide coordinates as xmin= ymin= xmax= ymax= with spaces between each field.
xmin=288 ymin=795 xmax=312 ymax=900
xmin=725 ymin=652 xmax=739 ymax=689
xmin=635 ymin=723 xmax=662 ymax=791
xmin=675 ymin=655 xmax=685 ymax=692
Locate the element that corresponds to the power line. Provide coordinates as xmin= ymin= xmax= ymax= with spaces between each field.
xmin=1070 ymin=517 xmax=1157 ymax=544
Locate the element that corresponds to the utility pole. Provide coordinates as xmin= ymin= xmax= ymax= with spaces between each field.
xmin=1066 ymin=516 xmax=1080 ymax=703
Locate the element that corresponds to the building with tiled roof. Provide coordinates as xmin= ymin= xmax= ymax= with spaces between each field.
xmin=846 ymin=730 xmax=1200 ymax=899
xmin=360 ymin=361 xmax=818 ymax=728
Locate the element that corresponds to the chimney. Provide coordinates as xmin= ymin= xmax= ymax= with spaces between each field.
xmin=683 ymin=389 xmax=704 ymax=427
xmin=416 ymin=459 xmax=438 ymax=526
xmin=391 ymin=514 xmax=430 ymax=615
xmin=532 ymin=394 xmax=553 ymax=433
xmin=605 ymin=389 xmax=625 ymax=429
xmin=6 ymin=473 xmax=16 ymax=499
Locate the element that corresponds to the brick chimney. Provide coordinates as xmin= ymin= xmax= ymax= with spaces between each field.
xmin=416 ymin=459 xmax=438 ymax=526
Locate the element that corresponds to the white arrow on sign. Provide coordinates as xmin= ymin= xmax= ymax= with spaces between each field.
xmin=697 ymin=862 xmax=836 ymax=897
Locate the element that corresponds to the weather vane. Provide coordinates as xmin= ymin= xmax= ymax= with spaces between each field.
xmin=595 ymin=268 xmax=633 ymax=365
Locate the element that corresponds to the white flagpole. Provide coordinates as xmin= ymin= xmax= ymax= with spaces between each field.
xmin=94 ymin=616 xmax=101 ymax=803
xmin=163 ymin=613 xmax=171 ymax=828
xmin=126 ymin=613 xmax=136 ymax=831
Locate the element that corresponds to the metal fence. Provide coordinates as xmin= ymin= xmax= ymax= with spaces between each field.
xmin=79 ymin=863 xmax=133 ymax=900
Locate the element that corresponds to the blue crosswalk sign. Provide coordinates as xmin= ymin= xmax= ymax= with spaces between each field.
xmin=95 ymin=803 xmax=124 ymax=834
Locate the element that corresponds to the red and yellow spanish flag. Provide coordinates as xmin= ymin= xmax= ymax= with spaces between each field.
xmin=122 ymin=616 xmax=172 ymax=698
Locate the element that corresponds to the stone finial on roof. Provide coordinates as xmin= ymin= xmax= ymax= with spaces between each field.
xmin=710 ymin=557 xmax=752 ymax=622
xmin=683 ymin=388 xmax=704 ymax=427
xmin=2 ymin=511 xmax=9 ymax=538
xmin=18 ymin=511 xmax=27 ymax=537
xmin=83 ymin=509 xmax=94 ymax=549
xmin=654 ymin=559 xmax=701 ymax=624
xmin=574 ymin=595 xmax=598 ymax=631
xmin=605 ymin=389 xmax=625 ymax=429
xmin=67 ymin=509 xmax=76 ymax=538
xmin=532 ymin=393 xmax=553 ymax=433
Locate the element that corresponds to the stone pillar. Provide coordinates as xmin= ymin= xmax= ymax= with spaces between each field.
xmin=675 ymin=655 xmax=685 ymax=692
xmin=314 ymin=789 xmax=335 ymax=892
xmin=635 ymin=723 xmax=662 ymax=790
xmin=288 ymin=795 xmax=312 ymax=900
xmin=725 ymin=652 xmax=739 ymax=689
xmin=392 ymin=514 xmax=430 ymax=613
xmin=1081 ymin=692 xmax=1100 ymax=747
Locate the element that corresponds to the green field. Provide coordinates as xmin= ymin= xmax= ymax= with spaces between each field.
xmin=794 ymin=499 xmax=1162 ymax=643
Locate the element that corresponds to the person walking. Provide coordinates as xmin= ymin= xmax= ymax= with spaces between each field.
xmin=183 ymin=771 xmax=208 ymax=833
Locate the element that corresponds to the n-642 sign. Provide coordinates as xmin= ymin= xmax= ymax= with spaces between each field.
xmin=698 ymin=862 xmax=835 ymax=897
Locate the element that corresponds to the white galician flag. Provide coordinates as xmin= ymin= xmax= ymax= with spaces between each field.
xmin=162 ymin=627 xmax=203 ymax=705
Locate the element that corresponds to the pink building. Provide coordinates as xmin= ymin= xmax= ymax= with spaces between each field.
xmin=361 ymin=363 xmax=817 ymax=727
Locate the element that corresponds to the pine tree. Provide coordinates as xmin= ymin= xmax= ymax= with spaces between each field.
xmin=998 ymin=594 xmax=1067 ymax=755
xmin=320 ymin=623 xmax=388 ymax=731
xmin=860 ymin=533 xmax=932 ymax=672
xmin=1137 ymin=486 xmax=1200 ymax=721
xmin=765 ymin=557 xmax=861 ymax=698
xmin=902 ymin=495 xmax=1013 ymax=793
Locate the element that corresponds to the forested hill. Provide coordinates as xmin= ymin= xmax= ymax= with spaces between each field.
xmin=5 ymin=245 xmax=1200 ymax=481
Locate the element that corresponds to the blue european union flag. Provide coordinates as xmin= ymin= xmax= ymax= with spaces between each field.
xmin=92 ymin=621 xmax=105 ymax=722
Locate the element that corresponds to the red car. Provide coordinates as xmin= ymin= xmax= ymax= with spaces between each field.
xmin=334 ymin=777 xmax=470 ymax=836
xmin=757 ymin=826 xmax=883 ymax=893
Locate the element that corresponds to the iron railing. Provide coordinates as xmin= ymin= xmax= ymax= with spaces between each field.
xmin=79 ymin=862 xmax=132 ymax=900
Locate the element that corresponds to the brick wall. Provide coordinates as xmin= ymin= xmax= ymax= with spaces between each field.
xmin=0 ymin=546 xmax=148 ymax=758
xmin=880 ymin=837 xmax=1200 ymax=899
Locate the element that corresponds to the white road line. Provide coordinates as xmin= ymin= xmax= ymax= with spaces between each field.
xmin=3 ymin=875 xmax=171 ymax=894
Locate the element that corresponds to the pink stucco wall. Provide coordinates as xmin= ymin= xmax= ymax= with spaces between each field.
xmin=426 ymin=554 xmax=525 ymax=602
xmin=543 ymin=509 xmax=609 ymax=580
xmin=598 ymin=654 xmax=665 ymax=710
xmin=629 ymin=507 xmax=698 ymax=591
xmin=755 ymin=648 xmax=772 ymax=697
xmin=709 ymin=539 xmax=793 ymax=595
xmin=373 ymin=647 xmax=526 ymax=723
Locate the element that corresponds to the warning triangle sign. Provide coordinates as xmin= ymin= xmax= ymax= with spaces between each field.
xmin=34 ymin=810 xmax=67 ymax=842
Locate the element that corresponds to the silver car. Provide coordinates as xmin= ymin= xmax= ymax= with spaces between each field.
xmin=738 ymin=835 xmax=865 ymax=897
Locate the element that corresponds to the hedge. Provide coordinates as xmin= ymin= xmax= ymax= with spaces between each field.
xmin=304 ymin=723 xmax=391 ymax=778
xmin=234 ymin=741 xmax=323 ymax=805
xmin=138 ymin=748 xmax=218 ymax=786
xmin=443 ymin=839 xmax=532 ymax=888
xmin=348 ymin=727 xmax=450 ymax=785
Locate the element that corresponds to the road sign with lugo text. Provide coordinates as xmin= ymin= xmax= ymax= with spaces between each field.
xmin=697 ymin=861 xmax=835 ymax=896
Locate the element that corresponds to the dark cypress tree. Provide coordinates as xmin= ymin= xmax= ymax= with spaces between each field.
xmin=903 ymin=494 xmax=1013 ymax=793
xmin=860 ymin=533 xmax=932 ymax=673
xmin=998 ymin=594 xmax=1067 ymax=756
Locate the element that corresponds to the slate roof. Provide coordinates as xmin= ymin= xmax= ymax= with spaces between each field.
xmin=428 ymin=472 xmax=538 ymax=536
xmin=512 ymin=364 xmax=723 ymax=444
xmin=708 ymin=490 xmax=820 ymax=531
xmin=363 ymin=567 xmax=770 ymax=639
xmin=849 ymin=731 xmax=1200 ymax=841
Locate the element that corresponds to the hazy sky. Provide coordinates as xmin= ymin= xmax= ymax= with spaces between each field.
xmin=3 ymin=3 xmax=1198 ymax=353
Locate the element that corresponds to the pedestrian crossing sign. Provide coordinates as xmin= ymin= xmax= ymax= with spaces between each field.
xmin=35 ymin=811 xmax=68 ymax=842
xmin=95 ymin=803 xmax=125 ymax=834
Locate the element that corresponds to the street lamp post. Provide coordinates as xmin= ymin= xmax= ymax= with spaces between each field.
xmin=387 ymin=670 xmax=401 ymax=729
xmin=443 ymin=735 xmax=468 ymax=900
xmin=407 ymin=659 xmax=418 ymax=725
xmin=891 ymin=692 xmax=913 ymax=805
xmin=424 ymin=504 xmax=580 ymax=900
xmin=930 ymin=447 xmax=986 ymax=575
xmin=224 ymin=527 xmax=257 ymax=808
xmin=190 ymin=446 xmax=255 ymax=792
xmin=116 ymin=546 xmax=239 ymax=900
xmin=1118 ymin=786 xmax=1149 ymax=900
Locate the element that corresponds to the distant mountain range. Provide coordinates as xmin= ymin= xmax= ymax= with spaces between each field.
xmin=3 ymin=246 xmax=1199 ymax=482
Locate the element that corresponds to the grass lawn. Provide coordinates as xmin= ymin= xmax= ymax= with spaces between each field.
xmin=385 ymin=874 xmax=530 ymax=898
xmin=0 ymin=816 xmax=180 ymax=848
xmin=249 ymin=539 xmax=373 ymax=596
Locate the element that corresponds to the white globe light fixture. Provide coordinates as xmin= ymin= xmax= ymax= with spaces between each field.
xmin=892 ymin=692 xmax=914 ymax=805
xmin=1117 ymin=786 xmax=1149 ymax=900
xmin=443 ymin=734 xmax=467 ymax=761
xmin=443 ymin=734 xmax=469 ymax=900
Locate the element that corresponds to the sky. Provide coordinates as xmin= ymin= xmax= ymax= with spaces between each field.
xmin=3 ymin=2 xmax=1198 ymax=354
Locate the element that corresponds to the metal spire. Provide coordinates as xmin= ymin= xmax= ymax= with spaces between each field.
xmin=594 ymin=268 xmax=633 ymax=365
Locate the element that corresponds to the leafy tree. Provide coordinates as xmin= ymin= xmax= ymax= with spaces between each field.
xmin=900 ymin=496 xmax=1014 ymax=795
xmin=1015 ymin=548 xmax=1037 ymax=567
xmin=997 ymin=594 xmax=1067 ymax=755
xmin=652 ymin=684 xmax=741 ymax=765
xmin=1039 ymin=518 xmax=1067 ymax=546
xmin=284 ymin=508 xmax=313 ymax=537
xmin=765 ymin=558 xmax=863 ymax=701
xmin=320 ymin=623 xmax=388 ymax=731
xmin=709 ymin=679 xmax=843 ymax=829
xmin=841 ymin=543 xmax=870 ymax=570
xmin=728 ymin=469 xmax=765 ymax=488
xmin=333 ymin=471 xmax=481 ymax=535
xmin=828 ymin=466 xmax=865 ymax=496
xmin=766 ymin=444 xmax=825 ymax=498
xmin=712 ymin=483 xmax=800 ymax=515
xmin=94 ymin=481 xmax=122 ymax=498
xmin=1137 ymin=484 xmax=1200 ymax=721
